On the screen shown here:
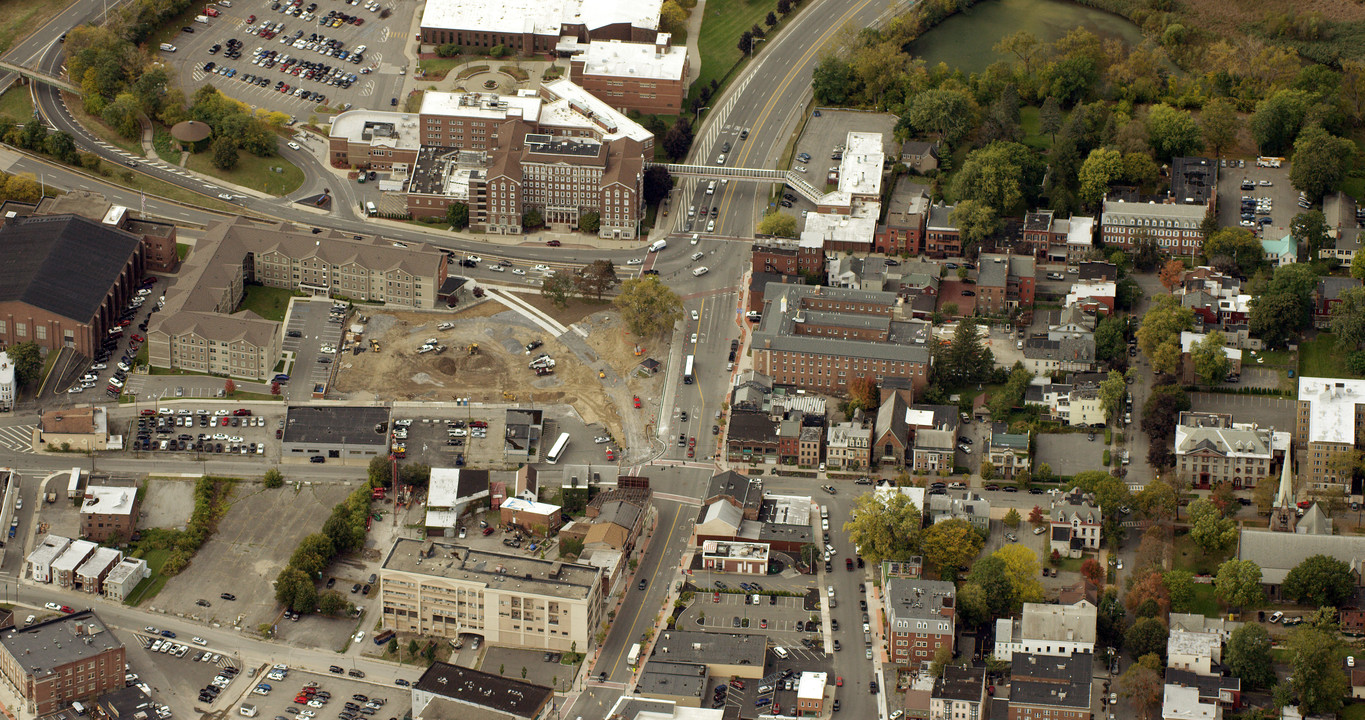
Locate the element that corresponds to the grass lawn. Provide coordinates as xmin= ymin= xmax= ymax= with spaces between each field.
xmin=226 ymin=390 xmax=284 ymax=401
xmin=1172 ymin=532 xmax=1230 ymax=575
xmin=692 ymin=0 xmax=777 ymax=105
xmin=1187 ymin=583 xmax=1220 ymax=617
xmin=418 ymin=57 xmax=467 ymax=80
xmin=1342 ymin=702 xmax=1365 ymax=720
xmin=124 ymin=549 xmax=171 ymax=606
xmin=1019 ymin=106 xmax=1054 ymax=152
xmin=176 ymin=243 xmax=190 ymax=261
xmin=1054 ymin=557 xmax=1083 ymax=574
xmin=239 ymin=284 xmax=303 ymax=322
xmin=1300 ymin=333 xmax=1355 ymax=379
xmin=185 ymin=149 xmax=304 ymax=197
xmin=0 ymin=0 xmax=65 ymax=55
xmin=1249 ymin=347 xmax=1294 ymax=368
xmin=62 ymin=92 xmax=142 ymax=156
xmin=0 ymin=87 xmax=34 ymax=127
xmin=153 ymin=128 xmax=177 ymax=160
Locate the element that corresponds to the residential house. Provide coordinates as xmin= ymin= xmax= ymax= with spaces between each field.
xmin=1003 ymin=653 xmax=1093 ymax=720
xmin=924 ymin=205 xmax=961 ymax=258
xmin=826 ymin=420 xmax=872 ymax=470
xmin=1050 ymin=490 xmax=1102 ymax=557
xmin=993 ymin=601 xmax=1097 ymax=662
xmin=902 ymin=143 xmax=940 ymax=174
xmin=987 ymin=424 xmax=1031 ymax=480
xmin=798 ymin=427 xmax=823 ymax=467
xmin=912 ymin=426 xmax=957 ymax=474
xmin=877 ymin=183 xmax=932 ymax=256
xmin=1167 ymin=629 xmax=1223 ymax=677
xmin=927 ymin=491 xmax=991 ymax=533
xmin=1163 ymin=684 xmax=1223 ymax=720
xmin=885 ymin=578 xmax=956 ymax=668
xmin=1021 ymin=334 xmax=1096 ymax=375
xmin=930 ymin=667 xmax=986 ymax=720
xmin=1064 ymin=281 xmax=1117 ymax=315
xmin=1164 ymin=669 xmax=1241 ymax=710
xmin=1262 ymin=234 xmax=1297 ymax=266
xmin=1313 ymin=277 xmax=1362 ymax=329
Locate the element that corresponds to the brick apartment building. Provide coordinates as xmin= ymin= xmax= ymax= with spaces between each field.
xmin=885 ymin=578 xmax=955 ymax=667
xmin=330 ymin=81 xmax=651 ymax=239
xmin=1006 ymin=653 xmax=1092 ymax=720
xmin=751 ymin=240 xmax=825 ymax=277
xmin=1295 ymin=377 xmax=1365 ymax=490
xmin=1100 ymin=158 xmax=1215 ymax=257
xmin=569 ymin=36 xmax=688 ymax=115
xmin=79 ymin=486 xmax=139 ymax=543
xmin=877 ymin=185 xmax=931 ymax=256
xmin=0 ymin=611 xmax=126 ymax=715
xmin=0 ymin=214 xmax=146 ymax=358
xmin=750 ymin=283 xmax=932 ymax=395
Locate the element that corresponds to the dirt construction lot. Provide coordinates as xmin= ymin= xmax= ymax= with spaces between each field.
xmin=332 ymin=300 xmax=663 ymax=444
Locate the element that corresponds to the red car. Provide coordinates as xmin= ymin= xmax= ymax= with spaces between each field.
xmin=605 ymin=448 xmax=615 ymax=461
xmin=713 ymin=592 xmax=720 ymax=602
xmin=140 ymin=409 xmax=156 ymax=416
xmin=687 ymin=448 xmax=694 ymax=458
xmin=247 ymin=13 xmax=255 ymax=21
xmin=131 ymin=334 xmax=145 ymax=343
xmin=118 ymin=319 xmax=132 ymax=327
xmin=482 ymin=527 xmax=494 ymax=536
xmin=294 ymin=696 xmax=309 ymax=705
xmin=60 ymin=605 xmax=73 ymax=613
xmin=688 ymin=436 xmax=696 ymax=447
xmin=233 ymin=408 xmax=252 ymax=416
xmin=546 ymin=240 xmax=561 ymax=247
xmin=633 ymin=396 xmax=641 ymax=408
xmin=835 ymin=677 xmax=843 ymax=688
xmin=220 ymin=417 xmax=230 ymax=426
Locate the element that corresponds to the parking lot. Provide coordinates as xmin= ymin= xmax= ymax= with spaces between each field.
xmin=215 ymin=666 xmax=411 ymax=720
xmin=1034 ymin=432 xmax=1106 ymax=478
xmin=387 ymin=414 xmax=503 ymax=467
xmin=479 ymin=647 xmax=580 ymax=692
xmin=124 ymin=406 xmax=282 ymax=457
xmin=281 ymin=297 xmax=348 ymax=397
xmin=125 ymin=630 xmax=242 ymax=718
xmin=709 ymin=648 xmax=833 ymax=717
xmin=1215 ymin=158 xmax=1297 ymax=239
xmin=56 ymin=277 xmax=161 ymax=400
xmin=160 ymin=0 xmax=416 ymax=118
xmin=156 ymin=479 xmax=357 ymax=642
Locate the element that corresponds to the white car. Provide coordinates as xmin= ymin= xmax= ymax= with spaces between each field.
xmin=466 ymin=255 xmax=482 ymax=264
xmin=192 ymin=637 xmax=208 ymax=646
xmin=512 ymin=268 xmax=526 ymax=275
xmin=353 ymin=630 xmax=366 ymax=643
xmin=287 ymin=142 xmax=301 ymax=150
xmin=593 ymin=436 xmax=610 ymax=444
xmin=626 ymin=258 xmax=643 ymax=265
xmin=488 ymin=265 xmax=504 ymax=272
xmin=91 ymin=363 xmax=107 ymax=370
xmin=691 ymin=310 xmax=699 ymax=320
xmin=533 ymin=264 xmax=551 ymax=273
xmin=827 ymin=586 xmax=834 ymax=598
xmin=67 ymin=386 xmax=85 ymax=394
xmin=44 ymin=602 xmax=60 ymax=611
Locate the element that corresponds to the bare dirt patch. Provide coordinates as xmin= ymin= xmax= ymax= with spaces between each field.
xmin=333 ymin=308 xmax=624 ymax=437
xmin=513 ymin=293 xmax=614 ymax=327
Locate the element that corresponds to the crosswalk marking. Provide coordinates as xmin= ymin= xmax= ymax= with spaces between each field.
xmin=0 ymin=425 xmax=35 ymax=453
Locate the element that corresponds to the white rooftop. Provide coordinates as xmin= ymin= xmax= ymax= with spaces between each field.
xmin=76 ymin=547 xmax=122 ymax=578
xmin=579 ymin=38 xmax=686 ymax=81
xmin=1179 ymin=331 xmax=1244 ymax=361
xmin=1298 ymin=377 xmax=1365 ymax=445
xmin=51 ymin=539 xmax=97 ymax=574
xmin=82 ymin=486 xmax=136 ymax=517
xmin=1067 ymin=216 xmax=1095 ymax=246
xmin=328 ymin=110 xmax=422 ymax=150
xmin=418 ymin=92 xmax=542 ymax=122
xmin=800 ymin=204 xmax=879 ymax=249
xmin=797 ymin=671 xmax=827 ymax=701
xmin=837 ymin=132 xmax=885 ymax=197
xmin=501 ymin=496 xmax=561 ymax=515
xmin=0 ymin=352 xmax=14 ymax=387
xmin=1167 ymin=629 xmax=1222 ymax=658
xmin=1163 ymin=684 xmax=1219 ymax=720
xmin=104 ymin=557 xmax=148 ymax=586
xmin=419 ymin=0 xmax=661 ymax=36
xmin=1065 ymin=280 xmax=1116 ymax=306
xmin=876 ymin=483 xmax=925 ymax=511
xmin=429 ymin=468 xmax=463 ymax=507
xmin=26 ymin=535 xmax=71 ymax=568
xmin=540 ymin=79 xmax=654 ymax=143
xmin=904 ymin=408 xmax=936 ymax=427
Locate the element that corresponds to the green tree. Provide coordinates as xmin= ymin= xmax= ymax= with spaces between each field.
xmin=1164 ymin=569 xmax=1195 ymax=613
xmin=1003 ymin=508 xmax=1020 ymax=528
xmin=1094 ymin=314 xmax=1126 ymax=364
xmin=1282 ymin=554 xmax=1356 ymax=608
xmin=949 ymin=200 xmax=998 ymax=257
xmin=1078 ymin=147 xmax=1123 ymax=205
xmin=659 ymin=0 xmax=686 ymax=34
xmin=614 ymin=276 xmax=683 ymax=337
xmin=445 ymin=202 xmax=469 ymax=229
xmin=1038 ymin=96 xmax=1062 ymax=143
xmin=643 ymin=166 xmax=673 ymax=206
xmin=1070 ymin=471 xmax=1133 ymax=519
xmin=316 ymin=590 xmax=349 ymax=616
xmin=6 ymin=342 xmax=42 ymax=385
xmin=661 ymin=117 xmax=693 ymax=160
xmin=1250 ymin=89 xmax=1311 ymax=155
xmin=367 ymin=455 xmax=391 ymax=487
xmin=980 ymin=460 xmax=996 ymax=482
xmin=951 ymin=141 xmax=1044 ymax=216
xmin=1133 ymin=480 xmax=1177 ymax=523
xmin=1098 ymin=370 xmax=1127 ymax=424
xmin=921 ymin=518 xmax=984 ymax=577
xmin=842 ymin=491 xmax=923 ymax=566
xmin=956 ymin=583 xmax=992 ymax=628
xmin=1225 ymin=624 xmax=1276 ymax=689
xmin=757 ymin=211 xmax=797 ymax=238
xmin=1290 ymin=124 xmax=1356 ymax=202
xmin=1352 ymin=252 xmax=1365 ymax=280
xmin=992 ymin=544 xmax=1045 ymax=608
xmin=274 ymin=566 xmax=317 ymax=613
xmin=578 ymin=211 xmax=600 ymax=234
xmin=1249 ymin=263 xmax=1319 ymax=348
xmin=812 ymin=56 xmax=858 ymax=106
xmin=573 ymin=259 xmax=618 ymax=300
xmin=1199 ymin=98 xmax=1242 ymax=157
xmin=1202 ymin=227 xmax=1264 ymax=277
xmin=1135 ymin=294 xmax=1193 ymax=375
xmin=1191 ymin=330 xmax=1230 ymax=386
xmin=289 ymin=533 xmax=335 ymax=578
xmin=1290 ymin=210 xmax=1329 ymax=260
xmin=1145 ymin=103 xmax=1202 ymax=161
xmin=1287 ymin=623 xmax=1349 ymax=716
xmin=1188 ymin=498 xmax=1237 ymax=556
xmin=1125 ymin=616 xmax=1169 ymax=661
xmin=263 ymin=468 xmax=284 ymax=489
xmin=1214 ymin=558 xmax=1264 ymax=610
xmin=540 ymin=274 xmax=574 ymax=308
xmin=899 ymin=88 xmax=976 ymax=145
xmin=522 ymin=209 xmax=544 ymax=230
xmin=211 ymin=136 xmax=238 ymax=171
xmin=934 ymin=317 xmax=995 ymax=387
xmin=1331 ymin=287 xmax=1365 ymax=352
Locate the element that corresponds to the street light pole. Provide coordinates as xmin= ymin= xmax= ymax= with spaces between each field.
xmin=749 ymin=37 xmax=766 ymax=56
xmin=693 ymin=106 xmax=710 ymax=125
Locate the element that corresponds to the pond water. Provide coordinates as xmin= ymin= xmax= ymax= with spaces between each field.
xmin=905 ymin=0 xmax=1146 ymax=75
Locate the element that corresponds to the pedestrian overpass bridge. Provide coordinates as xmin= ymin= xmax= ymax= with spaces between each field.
xmin=0 ymin=60 xmax=79 ymax=95
xmin=652 ymin=163 xmax=825 ymax=204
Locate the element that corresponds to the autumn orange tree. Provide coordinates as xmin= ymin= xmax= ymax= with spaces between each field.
xmin=1158 ymin=259 xmax=1184 ymax=293
xmin=847 ymin=376 xmax=879 ymax=411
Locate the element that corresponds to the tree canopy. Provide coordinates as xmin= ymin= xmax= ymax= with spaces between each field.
xmin=1282 ymin=554 xmax=1357 ymax=608
xmin=842 ymin=491 xmax=923 ymax=566
xmin=920 ymin=518 xmax=984 ymax=577
xmin=613 ymin=276 xmax=684 ymax=338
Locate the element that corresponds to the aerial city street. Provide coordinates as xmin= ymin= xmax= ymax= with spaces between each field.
xmin=0 ymin=0 xmax=1360 ymax=719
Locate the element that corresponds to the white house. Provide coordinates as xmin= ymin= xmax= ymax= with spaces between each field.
xmin=993 ymin=600 xmax=1097 ymax=661
xmin=0 ymin=352 xmax=14 ymax=412
xmin=1163 ymin=683 xmax=1222 ymax=720
xmin=1050 ymin=490 xmax=1102 ymax=557
xmin=1167 ymin=630 xmax=1222 ymax=677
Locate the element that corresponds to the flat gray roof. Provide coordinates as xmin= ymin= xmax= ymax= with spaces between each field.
xmin=0 ymin=610 xmax=122 ymax=679
xmin=282 ymin=405 xmax=391 ymax=446
xmin=651 ymin=630 xmax=767 ymax=667
xmin=383 ymin=538 xmax=599 ymax=599
xmin=637 ymin=660 xmax=707 ymax=699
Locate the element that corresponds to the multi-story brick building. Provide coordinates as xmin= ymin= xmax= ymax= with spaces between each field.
xmin=826 ymin=420 xmax=872 ymax=470
xmin=380 ymin=538 xmax=601 ymax=652
xmin=924 ymin=205 xmax=961 ymax=257
xmin=930 ymin=667 xmax=985 ymax=720
xmin=417 ymin=0 xmax=661 ymax=53
xmin=751 ymin=283 xmax=932 ymax=395
xmin=796 ymin=672 xmax=827 ymax=716
xmin=79 ymin=485 xmax=138 ymax=542
xmin=1100 ymin=196 xmax=1209 ymax=257
xmin=148 ymin=217 xmax=446 ymax=380
xmin=569 ymin=36 xmax=688 ymax=115
xmin=1005 ymin=653 xmax=1092 ymax=720
xmin=0 ymin=214 xmax=147 ymax=359
xmin=332 ymin=81 xmax=651 ymax=239
xmin=0 ymin=611 xmax=126 ymax=715
xmin=1174 ymin=412 xmax=1283 ymax=490
xmin=877 ymin=185 xmax=930 ymax=256
xmin=751 ymin=239 xmax=825 ymax=277
xmin=1295 ymin=378 xmax=1365 ymax=491
xmin=885 ymin=578 xmax=955 ymax=668
xmin=975 ymin=252 xmax=1036 ymax=315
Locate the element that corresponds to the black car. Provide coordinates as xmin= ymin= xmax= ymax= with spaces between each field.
xmin=220 ymin=592 xmax=236 ymax=600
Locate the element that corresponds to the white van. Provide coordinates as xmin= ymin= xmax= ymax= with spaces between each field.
xmin=773 ymin=646 xmax=790 ymax=659
xmin=706 ymin=180 xmax=716 ymax=195
xmin=648 ymin=239 xmax=667 ymax=253
xmin=692 ymin=266 xmax=709 ymax=277
xmin=194 ymin=14 xmax=210 ymax=23
xmin=159 ymin=43 xmax=177 ymax=52
xmin=365 ymin=201 xmax=377 ymax=216
xmin=690 ymin=251 xmax=703 ymax=261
